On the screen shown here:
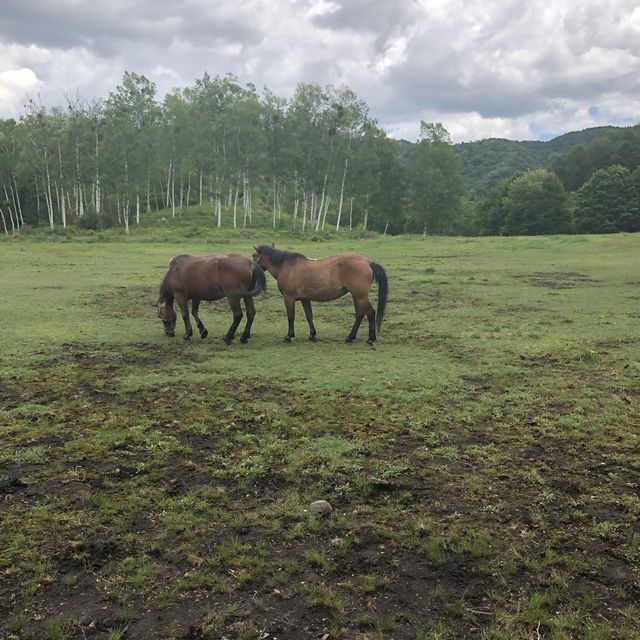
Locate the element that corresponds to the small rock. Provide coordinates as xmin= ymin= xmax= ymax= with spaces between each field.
xmin=309 ymin=499 xmax=332 ymax=515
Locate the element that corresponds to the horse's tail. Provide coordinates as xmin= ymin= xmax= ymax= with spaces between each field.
xmin=244 ymin=261 xmax=268 ymax=297
xmin=370 ymin=262 xmax=388 ymax=332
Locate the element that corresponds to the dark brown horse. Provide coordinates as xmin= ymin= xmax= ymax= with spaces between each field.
xmin=252 ymin=245 xmax=388 ymax=345
xmin=157 ymin=253 xmax=266 ymax=343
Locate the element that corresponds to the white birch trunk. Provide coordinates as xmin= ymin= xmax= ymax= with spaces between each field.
xmin=3 ymin=185 xmax=16 ymax=230
xmin=95 ymin=177 xmax=101 ymax=215
xmin=321 ymin=195 xmax=331 ymax=231
xmin=136 ymin=190 xmax=140 ymax=225
xmin=94 ymin=127 xmax=101 ymax=214
xmin=45 ymin=168 xmax=55 ymax=230
xmin=57 ymin=144 xmax=66 ymax=228
xmin=11 ymin=179 xmax=24 ymax=226
xmin=124 ymin=199 xmax=130 ymax=235
xmin=165 ymin=161 xmax=172 ymax=209
xmin=363 ymin=194 xmax=369 ymax=231
xmin=2 ymin=187 xmax=15 ymax=231
xmin=309 ymin=191 xmax=316 ymax=226
xmin=336 ymin=156 xmax=349 ymax=231
xmin=199 ymin=170 xmax=203 ymax=207
xmin=146 ymin=171 xmax=151 ymax=213
xmin=242 ymin=174 xmax=248 ymax=228
xmin=233 ymin=177 xmax=239 ymax=229
xmin=302 ymin=191 xmax=307 ymax=232
xmin=0 ymin=207 xmax=7 ymax=234
xmin=171 ymin=168 xmax=176 ymax=218
xmin=272 ymin=176 xmax=277 ymax=229
xmin=315 ymin=173 xmax=328 ymax=231
xmin=79 ymin=185 xmax=84 ymax=218
xmin=35 ymin=177 xmax=41 ymax=221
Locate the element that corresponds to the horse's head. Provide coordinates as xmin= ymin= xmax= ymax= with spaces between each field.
xmin=252 ymin=244 xmax=274 ymax=269
xmin=157 ymin=299 xmax=177 ymax=337
xmin=252 ymin=245 xmax=266 ymax=269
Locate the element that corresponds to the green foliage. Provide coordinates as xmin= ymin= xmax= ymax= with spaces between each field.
xmin=575 ymin=165 xmax=640 ymax=233
xmin=502 ymin=169 xmax=572 ymax=235
xmin=552 ymin=125 xmax=640 ymax=191
xmin=475 ymin=169 xmax=571 ymax=235
xmin=1 ymin=73 xmax=639 ymax=240
xmin=407 ymin=122 xmax=464 ymax=234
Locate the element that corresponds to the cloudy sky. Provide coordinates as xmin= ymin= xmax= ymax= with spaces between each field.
xmin=1 ymin=0 xmax=639 ymax=142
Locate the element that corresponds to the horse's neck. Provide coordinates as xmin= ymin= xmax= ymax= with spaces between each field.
xmin=265 ymin=262 xmax=283 ymax=279
xmin=159 ymin=282 xmax=174 ymax=304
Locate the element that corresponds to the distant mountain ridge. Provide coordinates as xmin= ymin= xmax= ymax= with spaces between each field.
xmin=399 ymin=125 xmax=625 ymax=196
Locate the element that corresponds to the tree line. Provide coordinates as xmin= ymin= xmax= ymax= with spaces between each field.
xmin=0 ymin=71 xmax=638 ymax=236
xmin=472 ymin=125 xmax=640 ymax=235
xmin=0 ymin=72 xmax=407 ymax=235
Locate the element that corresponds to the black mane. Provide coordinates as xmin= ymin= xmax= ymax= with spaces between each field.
xmin=256 ymin=245 xmax=306 ymax=266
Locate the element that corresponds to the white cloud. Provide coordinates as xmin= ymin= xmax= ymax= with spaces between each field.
xmin=0 ymin=0 xmax=638 ymax=140
xmin=0 ymin=67 xmax=41 ymax=117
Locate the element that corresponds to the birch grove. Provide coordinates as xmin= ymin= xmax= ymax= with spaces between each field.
xmin=0 ymin=72 xmax=407 ymax=234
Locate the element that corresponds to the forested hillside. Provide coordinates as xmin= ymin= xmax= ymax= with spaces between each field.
xmin=0 ymin=71 xmax=638 ymax=237
xmin=452 ymin=127 xmax=619 ymax=195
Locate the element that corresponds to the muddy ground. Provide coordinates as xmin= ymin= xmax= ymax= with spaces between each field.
xmin=1 ymin=337 xmax=639 ymax=639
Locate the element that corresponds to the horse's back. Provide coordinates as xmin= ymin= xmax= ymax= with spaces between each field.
xmin=166 ymin=253 xmax=251 ymax=299
xmin=279 ymin=253 xmax=373 ymax=301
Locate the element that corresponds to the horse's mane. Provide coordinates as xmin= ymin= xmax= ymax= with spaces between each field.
xmin=158 ymin=254 xmax=190 ymax=302
xmin=158 ymin=271 xmax=174 ymax=303
xmin=256 ymin=245 xmax=306 ymax=266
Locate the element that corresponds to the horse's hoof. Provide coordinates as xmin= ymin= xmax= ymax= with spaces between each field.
xmin=309 ymin=335 xmax=317 ymax=342
xmin=222 ymin=336 xmax=233 ymax=345
xmin=366 ymin=339 xmax=376 ymax=347
xmin=283 ymin=336 xmax=292 ymax=343
xmin=240 ymin=336 xmax=249 ymax=343
xmin=200 ymin=329 xmax=208 ymax=339
xmin=166 ymin=331 xmax=175 ymax=337
xmin=184 ymin=334 xmax=192 ymax=340
xmin=345 ymin=337 xmax=354 ymax=344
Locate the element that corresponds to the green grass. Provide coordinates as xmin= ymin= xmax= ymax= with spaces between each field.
xmin=1 ymin=230 xmax=639 ymax=638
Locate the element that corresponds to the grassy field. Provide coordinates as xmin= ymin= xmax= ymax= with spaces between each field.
xmin=1 ymin=231 xmax=639 ymax=639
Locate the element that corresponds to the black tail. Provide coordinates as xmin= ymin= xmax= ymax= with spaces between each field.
xmin=370 ymin=262 xmax=388 ymax=332
xmin=245 ymin=261 xmax=267 ymax=297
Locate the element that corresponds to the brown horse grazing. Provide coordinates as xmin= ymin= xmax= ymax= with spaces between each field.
xmin=252 ymin=245 xmax=388 ymax=345
xmin=157 ymin=253 xmax=266 ymax=343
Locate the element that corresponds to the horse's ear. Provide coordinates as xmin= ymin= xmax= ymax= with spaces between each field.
xmin=271 ymin=242 xmax=275 ymax=248
xmin=253 ymin=246 xmax=258 ymax=251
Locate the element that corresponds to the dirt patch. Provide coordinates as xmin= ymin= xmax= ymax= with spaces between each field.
xmin=1 ymin=345 xmax=639 ymax=639
xmin=514 ymin=271 xmax=601 ymax=289
xmin=89 ymin=285 xmax=158 ymax=319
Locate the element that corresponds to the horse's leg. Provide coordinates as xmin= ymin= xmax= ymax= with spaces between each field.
xmin=175 ymin=293 xmax=192 ymax=340
xmin=284 ymin=296 xmax=296 ymax=342
xmin=365 ymin=301 xmax=377 ymax=345
xmin=223 ymin=296 xmax=243 ymax=345
xmin=191 ymin=298 xmax=208 ymax=339
xmin=301 ymin=299 xmax=317 ymax=341
xmin=239 ymin=297 xmax=255 ymax=343
xmin=346 ymin=296 xmax=373 ymax=344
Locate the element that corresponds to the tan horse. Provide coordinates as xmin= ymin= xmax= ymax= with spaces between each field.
xmin=252 ymin=245 xmax=388 ymax=345
xmin=157 ymin=253 xmax=266 ymax=343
